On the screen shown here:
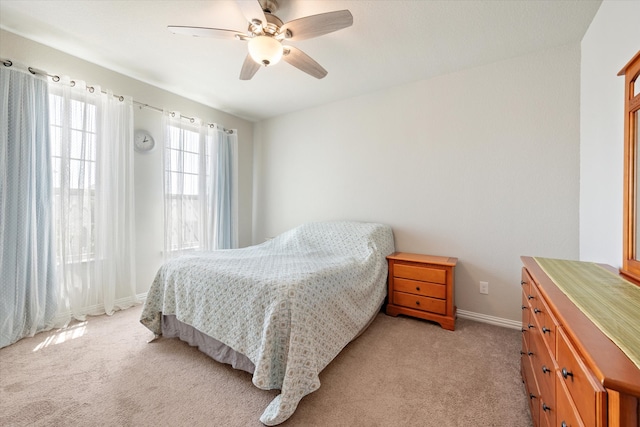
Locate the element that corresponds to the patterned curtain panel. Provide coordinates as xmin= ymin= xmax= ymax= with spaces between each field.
xmin=50 ymin=77 xmax=137 ymax=322
xmin=0 ymin=68 xmax=57 ymax=348
xmin=208 ymin=127 xmax=238 ymax=250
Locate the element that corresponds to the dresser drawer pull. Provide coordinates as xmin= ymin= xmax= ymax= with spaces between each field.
xmin=542 ymin=326 xmax=550 ymax=334
xmin=561 ymin=367 xmax=574 ymax=379
xmin=561 ymin=422 xmax=567 ymax=427
xmin=527 ymin=295 xmax=534 ymax=300
xmin=521 ymin=328 xmax=527 ymax=333
xmin=521 ymin=305 xmax=527 ymax=310
xmin=520 ymin=350 xmax=525 ymax=355
xmin=542 ymin=403 xmax=551 ymax=412
xmin=528 ymin=323 xmax=535 ymax=329
xmin=529 ymin=393 xmax=536 ymax=400
xmin=541 ymin=365 xmax=551 ymax=374
xmin=533 ymin=308 xmax=541 ymax=314
xmin=521 ymin=280 xmax=526 ymax=285
xmin=528 ymin=351 xmax=533 ymax=356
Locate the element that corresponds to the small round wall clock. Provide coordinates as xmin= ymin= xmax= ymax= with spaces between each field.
xmin=134 ymin=130 xmax=155 ymax=152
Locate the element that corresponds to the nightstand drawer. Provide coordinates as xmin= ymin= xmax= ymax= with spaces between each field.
xmin=394 ymin=278 xmax=446 ymax=299
xmin=394 ymin=264 xmax=446 ymax=284
xmin=393 ymin=291 xmax=446 ymax=315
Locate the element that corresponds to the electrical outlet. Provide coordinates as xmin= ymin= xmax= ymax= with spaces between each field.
xmin=479 ymin=281 xmax=489 ymax=294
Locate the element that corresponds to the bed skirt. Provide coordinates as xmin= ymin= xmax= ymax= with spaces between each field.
xmin=162 ymin=315 xmax=256 ymax=374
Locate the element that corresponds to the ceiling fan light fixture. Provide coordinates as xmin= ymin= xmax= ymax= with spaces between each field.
xmin=248 ymin=35 xmax=283 ymax=66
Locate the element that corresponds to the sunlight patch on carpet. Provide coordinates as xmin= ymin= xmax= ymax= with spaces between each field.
xmin=33 ymin=322 xmax=87 ymax=352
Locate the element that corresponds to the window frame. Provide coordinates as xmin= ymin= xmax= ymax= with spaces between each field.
xmin=49 ymin=92 xmax=98 ymax=264
xmin=620 ymin=51 xmax=640 ymax=281
xmin=164 ymin=123 xmax=210 ymax=253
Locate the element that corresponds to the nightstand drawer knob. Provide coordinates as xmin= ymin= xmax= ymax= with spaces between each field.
xmin=415 ymin=301 xmax=420 ymax=306
xmin=416 ymin=286 xmax=420 ymax=291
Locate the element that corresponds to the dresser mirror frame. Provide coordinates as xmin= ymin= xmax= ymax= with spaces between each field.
xmin=620 ymin=50 xmax=640 ymax=282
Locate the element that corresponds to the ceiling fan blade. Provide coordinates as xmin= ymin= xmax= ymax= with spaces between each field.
xmin=281 ymin=10 xmax=353 ymax=41
xmin=240 ymin=54 xmax=261 ymax=80
xmin=282 ymin=46 xmax=327 ymax=79
xmin=168 ymin=26 xmax=246 ymax=40
xmin=236 ymin=0 xmax=267 ymax=26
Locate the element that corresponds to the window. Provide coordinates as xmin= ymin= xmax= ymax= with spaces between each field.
xmin=164 ymin=123 xmax=210 ymax=252
xmin=49 ymin=93 xmax=97 ymax=263
xmin=620 ymin=51 xmax=640 ymax=281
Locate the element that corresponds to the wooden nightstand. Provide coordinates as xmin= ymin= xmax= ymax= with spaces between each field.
xmin=385 ymin=252 xmax=457 ymax=330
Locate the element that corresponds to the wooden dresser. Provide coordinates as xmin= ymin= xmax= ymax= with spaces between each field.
xmin=520 ymin=256 xmax=640 ymax=427
xmin=385 ymin=252 xmax=457 ymax=330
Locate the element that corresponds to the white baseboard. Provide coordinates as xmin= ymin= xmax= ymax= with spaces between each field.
xmin=457 ymin=309 xmax=521 ymax=330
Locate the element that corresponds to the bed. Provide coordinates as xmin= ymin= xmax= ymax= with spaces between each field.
xmin=140 ymin=221 xmax=395 ymax=425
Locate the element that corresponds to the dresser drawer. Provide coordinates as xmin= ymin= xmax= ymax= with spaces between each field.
xmin=522 ymin=351 xmax=541 ymax=427
xmin=521 ymin=267 xmax=532 ymax=298
xmin=530 ymin=283 xmax=557 ymax=358
xmin=393 ymin=264 xmax=446 ymax=284
xmin=556 ymin=328 xmax=606 ymax=427
xmin=392 ymin=291 xmax=446 ymax=315
xmin=529 ymin=327 xmax=556 ymax=426
xmin=395 ymin=278 xmax=446 ymax=299
xmin=556 ymin=371 xmax=585 ymax=427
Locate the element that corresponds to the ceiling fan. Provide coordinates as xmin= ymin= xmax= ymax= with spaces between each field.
xmin=168 ymin=0 xmax=353 ymax=80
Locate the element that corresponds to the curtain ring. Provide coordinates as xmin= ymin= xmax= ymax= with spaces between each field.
xmin=209 ymin=124 xmax=215 ymax=128
xmin=28 ymin=67 xmax=36 ymax=75
xmin=190 ymin=118 xmax=195 ymax=123
xmin=171 ymin=112 xmax=176 ymax=117
xmin=118 ymin=95 xmax=124 ymax=102
xmin=52 ymin=75 xmax=60 ymax=82
xmin=3 ymin=59 xmax=13 ymax=67
xmin=88 ymin=86 xmax=94 ymax=93
xmin=71 ymin=80 xmax=76 ymax=87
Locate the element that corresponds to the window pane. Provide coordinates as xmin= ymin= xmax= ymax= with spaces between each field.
xmin=183 ymin=152 xmax=199 ymax=174
xmin=183 ymin=173 xmax=198 ymax=196
xmin=183 ymin=133 xmax=199 ymax=153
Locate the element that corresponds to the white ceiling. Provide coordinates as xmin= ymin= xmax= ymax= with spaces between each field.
xmin=0 ymin=0 xmax=601 ymax=122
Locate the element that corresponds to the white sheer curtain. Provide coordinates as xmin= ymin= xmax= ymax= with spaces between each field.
xmin=163 ymin=111 xmax=237 ymax=258
xmin=50 ymin=77 xmax=137 ymax=322
xmin=0 ymin=67 xmax=57 ymax=348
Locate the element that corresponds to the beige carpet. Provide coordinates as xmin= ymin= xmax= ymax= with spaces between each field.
xmin=0 ymin=305 xmax=532 ymax=427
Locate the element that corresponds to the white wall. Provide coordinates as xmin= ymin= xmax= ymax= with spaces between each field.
xmin=254 ymin=44 xmax=581 ymax=322
xmin=0 ymin=30 xmax=255 ymax=295
xmin=579 ymin=0 xmax=640 ymax=267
